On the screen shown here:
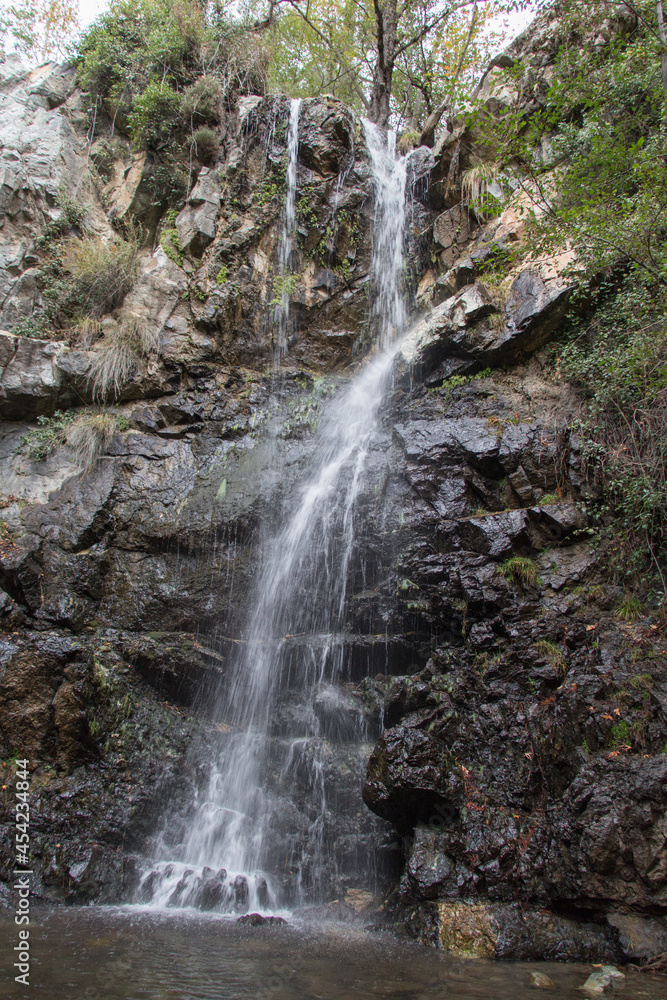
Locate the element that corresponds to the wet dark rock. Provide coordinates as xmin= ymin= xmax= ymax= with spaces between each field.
xmin=298 ymin=98 xmax=354 ymax=175
xmin=237 ymin=913 xmax=287 ymax=926
xmin=398 ymin=899 xmax=622 ymax=962
xmin=363 ymin=727 xmax=453 ymax=834
xmin=233 ymin=874 xmax=250 ymax=913
xmin=198 ymin=875 xmax=228 ymax=910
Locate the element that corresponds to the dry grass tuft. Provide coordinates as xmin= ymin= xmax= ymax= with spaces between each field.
xmin=61 ymin=230 xmax=140 ymax=317
xmin=71 ymin=316 xmax=103 ymax=348
xmin=88 ymin=318 xmax=159 ymax=402
xmin=66 ymin=410 xmax=128 ymax=470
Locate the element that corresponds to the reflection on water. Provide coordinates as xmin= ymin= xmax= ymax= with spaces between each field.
xmin=0 ymin=908 xmax=664 ymax=1000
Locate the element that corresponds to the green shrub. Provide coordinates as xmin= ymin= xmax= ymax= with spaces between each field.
xmin=77 ymin=0 xmax=268 ymax=157
xmin=88 ymin=318 xmax=159 ymax=401
xmin=12 ymin=316 xmax=48 ymax=339
xmin=61 ymin=233 xmax=140 ymax=317
xmin=20 ymin=410 xmax=76 ymax=462
xmin=127 ymin=81 xmax=181 ymax=149
xmin=191 ymin=126 xmax=219 ymax=164
xmin=498 ymin=556 xmax=539 ymax=587
xmin=560 ymin=275 xmax=667 ymax=598
xmin=180 ymin=76 xmax=221 ymax=124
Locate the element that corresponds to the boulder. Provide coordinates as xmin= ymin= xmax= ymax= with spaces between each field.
xmin=396 ymin=268 xmax=572 ymax=383
xmin=175 ymin=167 xmax=221 ymax=256
xmin=362 ymin=725 xmax=453 ymax=833
xmin=298 ymin=98 xmax=354 ymax=175
xmin=402 ymin=900 xmax=622 ymax=962
xmin=432 ymin=204 xmax=476 ymax=268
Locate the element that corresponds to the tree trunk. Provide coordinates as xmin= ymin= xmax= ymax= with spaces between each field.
xmin=369 ymin=0 xmax=397 ymax=127
xmin=657 ymin=0 xmax=667 ymax=120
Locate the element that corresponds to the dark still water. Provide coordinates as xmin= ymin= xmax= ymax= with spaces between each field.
xmin=1 ymin=908 xmax=665 ymax=1000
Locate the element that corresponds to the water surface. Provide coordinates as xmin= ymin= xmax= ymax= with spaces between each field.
xmin=1 ymin=908 xmax=665 ymax=1000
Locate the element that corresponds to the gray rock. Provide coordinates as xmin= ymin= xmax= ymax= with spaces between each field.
xmin=530 ymin=972 xmax=555 ymax=988
xmin=607 ymin=912 xmax=667 ymax=960
xmin=299 ymin=97 xmax=354 ymax=175
xmin=433 ymin=205 xmax=476 ymax=267
xmin=396 ymin=269 xmax=572 ymax=383
xmin=505 ymin=268 xmax=571 ymax=341
xmin=0 ymin=332 xmax=66 ymax=417
xmin=176 ymin=167 xmax=221 ymax=256
xmin=579 ymin=971 xmax=613 ymax=994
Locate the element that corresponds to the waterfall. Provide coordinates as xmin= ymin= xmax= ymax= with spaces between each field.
xmin=362 ymin=121 xmax=408 ymax=346
xmin=137 ymin=121 xmax=411 ymax=915
xmin=274 ymin=98 xmax=302 ymax=358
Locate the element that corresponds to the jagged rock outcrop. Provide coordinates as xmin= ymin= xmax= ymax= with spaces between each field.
xmin=0 ymin=6 xmax=665 ymax=965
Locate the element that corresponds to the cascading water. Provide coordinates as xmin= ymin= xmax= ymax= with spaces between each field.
xmin=274 ymin=98 xmax=302 ymax=358
xmin=137 ymin=121 xmax=412 ymax=915
xmin=363 ymin=121 xmax=408 ymax=346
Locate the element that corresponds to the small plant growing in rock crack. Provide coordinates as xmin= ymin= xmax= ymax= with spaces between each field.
xmin=616 ymin=594 xmax=644 ymax=622
xmin=71 ymin=316 xmax=103 ymax=348
xmin=67 ymin=411 xmax=129 ymax=470
xmin=535 ymin=639 xmax=566 ymax=672
xmin=88 ymin=318 xmax=159 ymax=401
xmin=430 ymin=368 xmax=492 ymax=396
xmin=609 ymin=719 xmax=631 ymax=749
xmin=19 ymin=410 xmax=76 ymax=462
xmin=160 ymin=210 xmax=185 ymax=267
xmin=34 ymin=190 xmax=85 ymax=253
xmin=19 ymin=408 xmax=128 ymax=468
xmin=498 ymin=556 xmax=539 ymax=587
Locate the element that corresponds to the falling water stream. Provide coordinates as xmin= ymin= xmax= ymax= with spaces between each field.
xmin=274 ymin=97 xmax=302 ymax=357
xmin=138 ymin=121 xmax=411 ymax=915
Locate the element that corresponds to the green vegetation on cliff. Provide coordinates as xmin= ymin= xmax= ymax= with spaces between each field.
xmin=77 ymin=0 xmax=267 ymax=151
xmin=483 ymin=0 xmax=667 ymax=602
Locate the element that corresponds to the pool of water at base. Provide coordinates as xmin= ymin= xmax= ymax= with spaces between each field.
xmin=1 ymin=907 xmax=666 ymax=1000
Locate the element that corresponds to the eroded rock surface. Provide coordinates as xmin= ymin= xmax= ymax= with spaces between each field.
xmin=0 ymin=21 xmax=665 ymax=965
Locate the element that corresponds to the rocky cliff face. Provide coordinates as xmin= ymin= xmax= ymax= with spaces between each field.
xmin=0 ymin=5 xmax=665 ymax=964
